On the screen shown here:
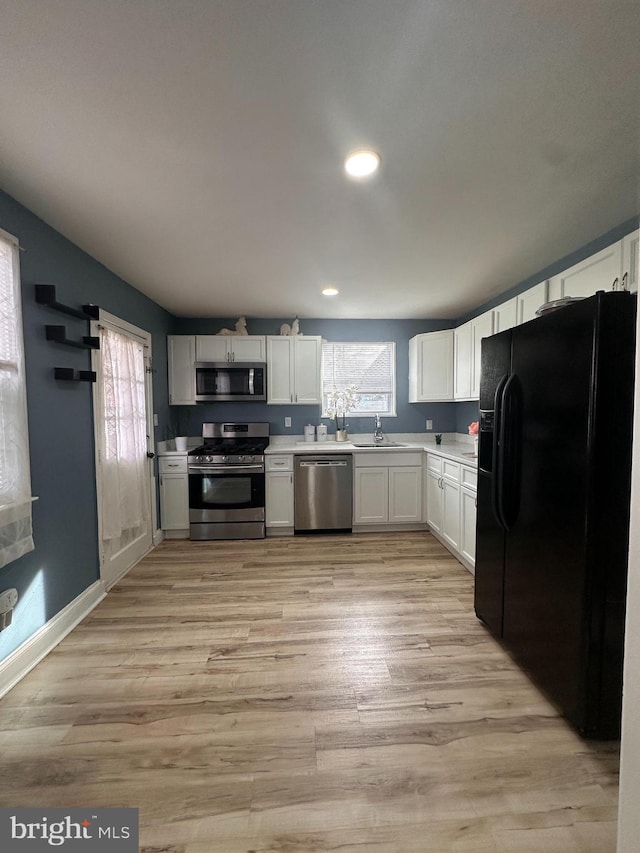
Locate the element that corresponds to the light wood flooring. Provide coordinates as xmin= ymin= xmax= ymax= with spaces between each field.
xmin=0 ymin=532 xmax=619 ymax=852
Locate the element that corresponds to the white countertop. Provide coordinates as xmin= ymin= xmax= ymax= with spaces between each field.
xmin=157 ymin=435 xmax=478 ymax=467
xmin=266 ymin=435 xmax=478 ymax=466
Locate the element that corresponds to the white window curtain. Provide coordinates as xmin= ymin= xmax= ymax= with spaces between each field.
xmin=0 ymin=229 xmax=34 ymax=569
xmin=322 ymin=341 xmax=396 ymax=417
xmin=99 ymin=326 xmax=150 ymax=540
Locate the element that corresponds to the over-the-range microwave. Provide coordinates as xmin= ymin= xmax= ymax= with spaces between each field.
xmin=194 ymin=362 xmax=266 ymax=402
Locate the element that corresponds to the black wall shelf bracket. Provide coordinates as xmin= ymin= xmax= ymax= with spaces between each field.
xmin=54 ymin=368 xmax=97 ymax=383
xmin=35 ymin=284 xmax=99 ymax=320
xmin=46 ymin=325 xmax=100 ymax=349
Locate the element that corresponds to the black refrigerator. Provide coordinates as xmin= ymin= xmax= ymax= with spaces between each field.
xmin=474 ymin=290 xmax=636 ymax=739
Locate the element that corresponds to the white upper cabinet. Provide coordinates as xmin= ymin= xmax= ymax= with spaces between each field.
xmin=408 ymin=330 xmax=454 ymax=402
xmin=168 ymin=335 xmax=196 ymax=405
xmin=493 ymin=297 xmax=518 ymax=333
xmin=453 ymin=322 xmax=472 ymax=400
xmin=266 ymin=336 xmax=322 ymax=405
xmin=548 ymin=241 xmax=623 ymax=301
xmin=517 ymin=281 xmax=548 ymax=323
xmin=195 ymin=335 xmax=266 ymax=363
xmin=454 ymin=311 xmax=493 ymax=401
xmin=622 ymin=231 xmax=639 ymax=293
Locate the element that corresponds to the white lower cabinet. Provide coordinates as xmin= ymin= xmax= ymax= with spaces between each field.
xmin=425 ymin=452 xmax=477 ymax=572
xmin=265 ymin=455 xmax=294 ymax=530
xmin=159 ymin=456 xmax=189 ymax=536
xmin=353 ymin=452 xmax=422 ymax=527
xmin=353 ymin=467 xmax=388 ymax=524
xmin=460 ymin=487 xmax=477 ymax=567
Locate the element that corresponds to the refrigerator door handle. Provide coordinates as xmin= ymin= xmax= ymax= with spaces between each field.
xmin=498 ymin=372 xmax=522 ymax=530
xmin=492 ymin=374 xmax=509 ymax=530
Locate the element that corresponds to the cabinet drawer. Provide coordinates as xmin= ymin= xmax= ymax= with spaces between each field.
xmin=442 ymin=459 xmax=460 ymax=483
xmin=266 ymin=454 xmax=293 ymax=471
xmin=159 ymin=456 xmax=188 ymax=474
xmin=426 ymin=453 xmax=443 ymax=474
xmin=461 ymin=466 xmax=477 ymax=490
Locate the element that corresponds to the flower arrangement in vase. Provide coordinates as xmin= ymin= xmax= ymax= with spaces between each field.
xmin=326 ymin=386 xmax=358 ymax=441
xmin=468 ymin=421 xmax=479 ymax=456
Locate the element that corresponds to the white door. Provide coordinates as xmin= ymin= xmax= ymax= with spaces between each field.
xmin=353 ymin=467 xmax=388 ymax=524
xmin=293 ymin=337 xmax=322 ymax=404
xmin=389 ymin=467 xmax=422 ymax=522
xmin=92 ymin=313 xmax=155 ymax=589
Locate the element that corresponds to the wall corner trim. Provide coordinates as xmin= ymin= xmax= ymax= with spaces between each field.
xmin=0 ymin=580 xmax=106 ymax=699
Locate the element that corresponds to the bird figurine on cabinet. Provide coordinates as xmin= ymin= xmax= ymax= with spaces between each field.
xmin=217 ymin=316 xmax=248 ymax=335
xmin=279 ymin=317 xmax=301 ymax=336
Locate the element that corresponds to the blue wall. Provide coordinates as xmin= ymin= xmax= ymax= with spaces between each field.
xmin=0 ymin=191 xmax=174 ymax=661
xmin=171 ymin=317 xmax=458 ymax=438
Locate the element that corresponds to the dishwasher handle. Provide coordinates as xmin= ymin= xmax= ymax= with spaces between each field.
xmin=298 ymin=459 xmax=349 ymax=467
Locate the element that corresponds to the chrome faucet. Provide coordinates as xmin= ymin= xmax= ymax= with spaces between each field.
xmin=374 ymin=413 xmax=384 ymax=443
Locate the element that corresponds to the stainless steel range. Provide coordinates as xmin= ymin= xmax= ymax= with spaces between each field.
xmin=188 ymin=422 xmax=269 ymax=540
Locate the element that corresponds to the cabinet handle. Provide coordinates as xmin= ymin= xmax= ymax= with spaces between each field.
xmin=612 ymin=277 xmax=619 ymax=291
xmin=621 ymin=272 xmax=628 ymax=292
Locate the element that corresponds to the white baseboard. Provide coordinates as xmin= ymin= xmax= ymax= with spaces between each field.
xmin=152 ymin=527 xmax=164 ymax=546
xmin=0 ymin=579 xmax=106 ymax=699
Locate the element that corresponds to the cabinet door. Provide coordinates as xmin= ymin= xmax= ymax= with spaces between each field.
xmin=622 ymin=230 xmax=639 ymax=293
xmin=409 ymin=331 xmax=454 ymax=402
xmin=426 ymin=470 xmax=443 ymax=535
xmin=168 ymin=335 xmax=196 ymax=405
xmin=195 ymin=335 xmax=229 ymax=362
xmin=471 ymin=311 xmax=494 ymax=399
xmin=454 ymin=322 xmax=472 ymax=400
xmin=354 ymin=467 xmax=388 ymax=524
xmin=266 ymin=471 xmax=294 ymax=527
xmin=460 ymin=487 xmax=477 ymax=567
xmin=267 ymin=336 xmax=293 ymax=404
xmin=389 ymin=466 xmax=422 ymax=523
xmin=160 ymin=473 xmax=189 ymax=530
xmin=441 ymin=478 xmax=460 ymax=550
xmin=493 ymin=298 xmax=518 ymax=333
xmin=548 ymin=241 xmax=622 ymax=300
xmin=293 ymin=337 xmax=322 ymax=404
xmin=231 ymin=336 xmax=266 ymax=362
xmin=517 ymin=281 xmax=548 ymax=324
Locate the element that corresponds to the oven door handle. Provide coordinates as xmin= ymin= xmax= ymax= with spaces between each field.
xmin=188 ymin=465 xmax=265 ymax=473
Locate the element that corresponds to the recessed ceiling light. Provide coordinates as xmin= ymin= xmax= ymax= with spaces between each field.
xmin=322 ymin=287 xmax=339 ymax=296
xmin=344 ymin=149 xmax=380 ymax=179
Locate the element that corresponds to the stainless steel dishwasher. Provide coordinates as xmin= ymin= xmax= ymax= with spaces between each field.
xmin=294 ymin=455 xmax=353 ymax=532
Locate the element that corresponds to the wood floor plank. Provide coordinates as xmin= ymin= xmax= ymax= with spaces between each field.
xmin=0 ymin=532 xmax=620 ymax=851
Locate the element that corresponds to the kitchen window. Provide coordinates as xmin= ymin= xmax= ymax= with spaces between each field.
xmin=0 ymin=227 xmax=34 ymax=569
xmin=322 ymin=341 xmax=396 ymax=417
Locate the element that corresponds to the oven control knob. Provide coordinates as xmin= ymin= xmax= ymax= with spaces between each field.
xmin=238 ymin=455 xmax=245 ymax=462
xmin=222 ymin=455 xmax=228 ymax=463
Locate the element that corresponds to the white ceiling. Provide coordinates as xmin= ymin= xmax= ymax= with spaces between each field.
xmin=0 ymin=1 xmax=638 ymax=320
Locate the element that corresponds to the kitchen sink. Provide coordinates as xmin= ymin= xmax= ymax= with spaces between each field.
xmin=351 ymin=442 xmax=407 ymax=448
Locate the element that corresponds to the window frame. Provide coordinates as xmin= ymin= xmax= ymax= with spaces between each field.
xmin=321 ymin=340 xmax=397 ymax=419
xmin=0 ymin=226 xmax=35 ymax=570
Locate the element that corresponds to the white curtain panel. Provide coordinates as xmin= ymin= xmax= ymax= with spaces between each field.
xmin=0 ymin=232 xmax=34 ymax=570
xmin=99 ymin=327 xmax=149 ymax=540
